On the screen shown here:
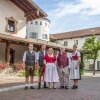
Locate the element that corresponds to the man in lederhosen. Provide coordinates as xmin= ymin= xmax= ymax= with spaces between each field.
xmin=57 ymin=47 xmax=69 ymax=89
xmin=23 ymin=43 xmax=38 ymax=90
xmin=37 ymin=44 xmax=48 ymax=89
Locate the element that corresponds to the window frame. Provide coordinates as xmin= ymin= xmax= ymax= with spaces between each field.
xmin=29 ymin=32 xmax=38 ymax=39
xmin=40 ymin=21 xmax=42 ymax=25
xmin=5 ymin=17 xmax=18 ymax=34
xmin=35 ymin=21 xmax=38 ymax=25
xmin=42 ymin=34 xmax=48 ymax=39
xmin=74 ymin=40 xmax=78 ymax=45
xmin=64 ymin=41 xmax=68 ymax=46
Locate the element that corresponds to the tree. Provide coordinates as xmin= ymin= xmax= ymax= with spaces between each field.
xmin=82 ymin=35 xmax=100 ymax=75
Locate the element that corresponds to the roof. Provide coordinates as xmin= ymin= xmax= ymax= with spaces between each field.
xmin=0 ymin=33 xmax=72 ymax=51
xmin=50 ymin=27 xmax=100 ymax=40
xmin=10 ymin=0 xmax=47 ymax=21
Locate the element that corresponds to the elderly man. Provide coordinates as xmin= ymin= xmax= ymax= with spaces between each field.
xmin=57 ymin=47 xmax=69 ymax=89
xmin=23 ymin=43 xmax=38 ymax=90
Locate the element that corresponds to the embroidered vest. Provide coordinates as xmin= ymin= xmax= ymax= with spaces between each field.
xmin=57 ymin=52 xmax=68 ymax=68
xmin=25 ymin=50 xmax=35 ymax=66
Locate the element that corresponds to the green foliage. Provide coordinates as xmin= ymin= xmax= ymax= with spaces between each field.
xmin=18 ymin=69 xmax=39 ymax=77
xmin=34 ymin=69 xmax=39 ymax=76
xmin=18 ymin=70 xmax=25 ymax=77
xmin=80 ymin=61 xmax=85 ymax=75
xmin=82 ymin=35 xmax=100 ymax=75
xmin=89 ymin=64 xmax=94 ymax=70
xmin=82 ymin=35 xmax=100 ymax=60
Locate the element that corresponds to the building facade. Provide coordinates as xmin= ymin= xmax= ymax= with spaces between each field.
xmin=0 ymin=0 xmax=68 ymax=66
xmin=0 ymin=0 xmax=26 ymax=38
xmin=27 ymin=18 xmax=50 ymax=41
xmin=0 ymin=0 xmax=47 ymax=65
xmin=50 ymin=27 xmax=100 ymax=71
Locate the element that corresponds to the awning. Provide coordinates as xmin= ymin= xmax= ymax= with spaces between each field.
xmin=0 ymin=33 xmax=72 ymax=51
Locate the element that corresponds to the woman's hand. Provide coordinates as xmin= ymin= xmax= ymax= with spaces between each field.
xmin=75 ymin=66 xmax=78 ymax=69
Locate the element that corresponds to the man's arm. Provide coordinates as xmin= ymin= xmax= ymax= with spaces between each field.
xmin=35 ymin=52 xmax=39 ymax=63
xmin=22 ymin=51 xmax=26 ymax=68
xmin=35 ymin=52 xmax=40 ymax=69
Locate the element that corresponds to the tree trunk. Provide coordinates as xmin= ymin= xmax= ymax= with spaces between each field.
xmin=93 ymin=59 xmax=96 ymax=75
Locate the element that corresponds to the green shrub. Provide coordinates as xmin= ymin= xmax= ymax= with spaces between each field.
xmin=80 ymin=61 xmax=85 ymax=75
xmin=89 ymin=64 xmax=94 ymax=70
xmin=18 ymin=69 xmax=39 ymax=77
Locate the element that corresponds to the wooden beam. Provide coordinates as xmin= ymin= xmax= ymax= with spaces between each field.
xmin=25 ymin=10 xmax=39 ymax=17
xmin=10 ymin=0 xmax=28 ymax=12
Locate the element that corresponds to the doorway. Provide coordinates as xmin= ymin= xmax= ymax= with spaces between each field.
xmin=10 ymin=48 xmax=15 ymax=65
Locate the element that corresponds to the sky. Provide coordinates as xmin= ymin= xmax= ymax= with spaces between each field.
xmin=33 ymin=0 xmax=100 ymax=34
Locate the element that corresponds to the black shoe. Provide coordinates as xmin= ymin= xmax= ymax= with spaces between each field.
xmin=60 ymin=86 xmax=64 ymax=89
xmin=75 ymin=86 xmax=78 ymax=89
xmin=38 ymin=82 xmax=41 ymax=89
xmin=44 ymin=86 xmax=48 ymax=88
xmin=30 ymin=86 xmax=35 ymax=89
xmin=44 ymin=82 xmax=48 ymax=88
xmin=24 ymin=86 xmax=28 ymax=90
xmin=65 ymin=86 xmax=69 ymax=89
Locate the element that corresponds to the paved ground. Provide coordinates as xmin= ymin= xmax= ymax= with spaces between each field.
xmin=0 ymin=77 xmax=38 ymax=88
xmin=0 ymin=77 xmax=100 ymax=100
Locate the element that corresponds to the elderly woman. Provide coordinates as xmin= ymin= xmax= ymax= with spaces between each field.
xmin=70 ymin=45 xmax=81 ymax=89
xmin=44 ymin=48 xmax=59 ymax=89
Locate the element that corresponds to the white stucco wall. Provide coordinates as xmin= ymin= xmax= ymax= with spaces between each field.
xmin=56 ymin=35 xmax=100 ymax=49
xmin=0 ymin=0 xmax=26 ymax=38
xmin=27 ymin=18 xmax=50 ymax=41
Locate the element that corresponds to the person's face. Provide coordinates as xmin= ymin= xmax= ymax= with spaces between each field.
xmin=28 ymin=45 xmax=33 ymax=51
xmin=42 ymin=45 xmax=46 ymax=50
xmin=73 ymin=46 xmax=77 ymax=51
xmin=60 ymin=48 xmax=65 ymax=53
xmin=48 ymin=50 xmax=53 ymax=54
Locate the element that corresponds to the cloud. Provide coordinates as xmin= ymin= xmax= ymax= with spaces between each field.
xmin=50 ymin=0 xmax=100 ymax=19
xmin=48 ymin=0 xmax=100 ymax=33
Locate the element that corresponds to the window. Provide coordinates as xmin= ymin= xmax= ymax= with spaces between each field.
xmin=42 ymin=34 xmax=48 ymax=39
xmin=64 ymin=41 xmax=68 ymax=46
xmin=35 ymin=21 xmax=38 ymax=25
xmin=74 ymin=40 xmax=78 ymax=45
xmin=31 ymin=21 xmax=33 ymax=24
xmin=7 ymin=20 xmax=15 ymax=32
xmin=97 ymin=61 xmax=100 ymax=70
xmin=5 ymin=17 xmax=18 ymax=34
xmin=29 ymin=32 xmax=38 ymax=39
xmin=40 ymin=21 xmax=42 ymax=25
xmin=45 ymin=23 xmax=47 ymax=27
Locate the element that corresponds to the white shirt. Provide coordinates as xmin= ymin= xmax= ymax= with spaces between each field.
xmin=72 ymin=51 xmax=80 ymax=57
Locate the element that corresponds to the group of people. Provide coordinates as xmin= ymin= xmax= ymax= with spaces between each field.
xmin=23 ymin=43 xmax=81 ymax=90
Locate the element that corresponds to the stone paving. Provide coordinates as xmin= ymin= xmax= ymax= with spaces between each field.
xmin=0 ymin=77 xmax=100 ymax=100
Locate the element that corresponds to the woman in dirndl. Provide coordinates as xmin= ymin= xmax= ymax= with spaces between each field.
xmin=44 ymin=48 xmax=59 ymax=89
xmin=70 ymin=45 xmax=81 ymax=89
